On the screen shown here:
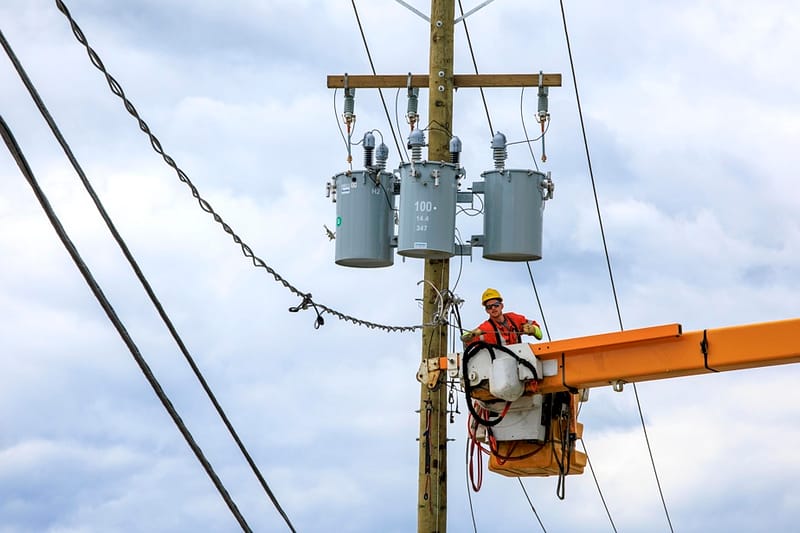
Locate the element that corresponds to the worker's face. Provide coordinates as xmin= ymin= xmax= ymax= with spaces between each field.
xmin=484 ymin=299 xmax=503 ymax=319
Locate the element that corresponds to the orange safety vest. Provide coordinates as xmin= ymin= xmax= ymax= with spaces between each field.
xmin=471 ymin=313 xmax=528 ymax=345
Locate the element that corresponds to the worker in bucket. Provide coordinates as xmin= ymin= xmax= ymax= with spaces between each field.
xmin=460 ymin=288 xmax=543 ymax=345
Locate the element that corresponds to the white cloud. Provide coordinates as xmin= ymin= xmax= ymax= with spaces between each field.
xmin=1 ymin=0 xmax=799 ymax=531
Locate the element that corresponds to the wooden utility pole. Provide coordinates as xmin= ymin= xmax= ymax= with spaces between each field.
xmin=327 ymin=2 xmax=560 ymax=530
xmin=417 ymin=1 xmax=454 ymax=531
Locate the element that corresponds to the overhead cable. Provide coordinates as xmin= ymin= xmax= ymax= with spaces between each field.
xmin=0 ymin=114 xmax=252 ymax=533
xmin=349 ymin=0 xmax=406 ymax=163
xmin=578 ymin=439 xmax=618 ymax=532
xmin=558 ymin=0 xmax=624 ymax=330
xmin=0 ymin=27 xmax=297 ymax=533
xmin=53 ymin=0 xmax=424 ymax=333
xmin=517 ymin=478 xmax=547 ymax=533
xmin=559 ymin=1 xmax=674 ymax=530
xmin=457 ymin=0 xmax=494 ymax=137
xmin=525 ymin=262 xmax=550 ymax=342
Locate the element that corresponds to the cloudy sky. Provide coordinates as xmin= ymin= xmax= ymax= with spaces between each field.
xmin=1 ymin=0 xmax=799 ymax=531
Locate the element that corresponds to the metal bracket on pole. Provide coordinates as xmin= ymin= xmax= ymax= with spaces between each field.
xmin=393 ymin=0 xmax=430 ymax=22
xmin=454 ymin=0 xmax=497 ymax=24
xmin=417 ymin=355 xmax=461 ymax=389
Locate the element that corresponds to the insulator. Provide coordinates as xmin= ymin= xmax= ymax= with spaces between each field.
xmin=407 ymin=88 xmax=419 ymax=114
xmin=343 ymin=88 xmax=356 ymax=123
xmin=363 ymin=132 xmax=375 ymax=168
xmin=537 ymin=85 xmax=549 ymax=118
xmin=491 ymin=132 xmax=507 ymax=171
xmin=407 ymin=87 xmax=420 ymax=128
xmin=408 ymin=129 xmax=426 ymax=163
xmin=376 ymin=142 xmax=389 ymax=170
xmin=449 ymin=136 xmax=462 ymax=165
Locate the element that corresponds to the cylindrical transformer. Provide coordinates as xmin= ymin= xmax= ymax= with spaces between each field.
xmin=396 ymin=161 xmax=458 ymax=258
xmin=481 ymin=168 xmax=548 ymax=261
xmin=333 ymin=170 xmax=395 ymax=267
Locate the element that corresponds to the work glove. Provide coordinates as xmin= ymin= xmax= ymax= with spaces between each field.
xmin=522 ymin=322 xmax=543 ymax=340
xmin=461 ymin=329 xmax=481 ymax=343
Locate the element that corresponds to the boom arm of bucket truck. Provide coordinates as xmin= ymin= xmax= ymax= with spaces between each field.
xmin=417 ymin=318 xmax=800 ymax=478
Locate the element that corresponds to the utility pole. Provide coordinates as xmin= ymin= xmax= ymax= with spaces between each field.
xmin=418 ymin=2 xmax=454 ymax=531
xmin=327 ymin=2 xmax=560 ymax=530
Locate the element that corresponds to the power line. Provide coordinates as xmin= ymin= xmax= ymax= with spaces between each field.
xmin=578 ymin=439 xmax=618 ymax=533
xmin=557 ymin=0 xmax=623 ymax=331
xmin=349 ymin=0 xmax=406 ymax=163
xmin=0 ymin=27 xmax=297 ymax=533
xmin=0 ymin=114 xmax=253 ymax=533
xmin=520 ymin=87 xmax=541 ymax=172
xmin=53 ymin=0 xmax=424 ymax=334
xmin=464 ymin=437 xmax=479 ymax=533
xmin=558 ymin=1 xmax=674 ymax=530
xmin=525 ymin=262 xmax=550 ymax=342
xmin=456 ymin=0 xmax=494 ymax=137
xmin=517 ymin=478 xmax=547 ymax=532
xmin=631 ymin=384 xmax=674 ymax=530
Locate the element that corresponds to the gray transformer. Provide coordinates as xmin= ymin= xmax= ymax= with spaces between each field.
xmin=480 ymin=168 xmax=549 ymax=261
xmin=333 ymin=170 xmax=395 ymax=267
xmin=396 ymin=161 xmax=460 ymax=258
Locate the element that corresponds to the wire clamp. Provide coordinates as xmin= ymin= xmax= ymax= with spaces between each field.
xmin=700 ymin=329 xmax=719 ymax=372
xmin=288 ymin=293 xmax=326 ymax=329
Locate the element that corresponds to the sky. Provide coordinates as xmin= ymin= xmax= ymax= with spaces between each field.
xmin=1 ymin=0 xmax=799 ymax=531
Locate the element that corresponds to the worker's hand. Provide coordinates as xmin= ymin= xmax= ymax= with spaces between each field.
xmin=522 ymin=322 xmax=543 ymax=340
xmin=461 ymin=329 xmax=480 ymax=343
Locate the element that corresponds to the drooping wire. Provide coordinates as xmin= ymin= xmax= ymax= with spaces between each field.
xmin=517 ymin=478 xmax=547 ymax=533
xmin=349 ymin=0 xmax=406 ymax=164
xmin=465 ymin=437 xmax=479 ymax=533
xmin=333 ymin=88 xmax=350 ymax=152
xmin=452 ymin=228 xmax=466 ymax=294
xmin=0 ymin=27 xmax=297 ymax=532
xmin=520 ymin=87 xmax=550 ymax=171
xmin=0 ymin=115 xmax=253 ymax=533
xmin=457 ymin=0 xmax=494 ymax=137
xmin=53 ymin=0 xmax=424 ymax=333
xmin=578 ymin=438 xmax=618 ymax=532
xmin=394 ymin=88 xmax=411 ymax=161
xmin=559 ymin=1 xmax=673 ymax=530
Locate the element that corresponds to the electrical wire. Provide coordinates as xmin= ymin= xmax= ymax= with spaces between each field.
xmin=394 ymin=88 xmax=411 ymax=161
xmin=558 ymin=1 xmax=623 ymax=330
xmin=520 ymin=87 xmax=541 ymax=172
xmin=465 ymin=437 xmax=480 ymax=533
xmin=53 ymin=0 xmax=425 ymax=333
xmin=0 ymin=115 xmax=252 ymax=533
xmin=578 ymin=438 xmax=618 ymax=532
xmin=0 ymin=27 xmax=297 ymax=533
xmin=333 ymin=88 xmax=350 ymax=152
xmin=457 ymin=0 xmax=494 ymax=137
xmin=559 ymin=1 xmax=673 ymax=530
xmin=349 ymin=0 xmax=406 ymax=164
xmin=632 ymin=383 xmax=674 ymax=530
xmin=453 ymin=228 xmax=466 ymax=294
xmin=517 ymin=478 xmax=547 ymax=533
xmin=525 ymin=262 xmax=551 ymax=342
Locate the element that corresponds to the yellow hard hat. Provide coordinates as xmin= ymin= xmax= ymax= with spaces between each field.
xmin=481 ymin=288 xmax=502 ymax=305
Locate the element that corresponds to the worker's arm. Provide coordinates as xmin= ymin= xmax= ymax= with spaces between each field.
xmin=460 ymin=328 xmax=483 ymax=343
xmin=522 ymin=321 xmax=543 ymax=340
